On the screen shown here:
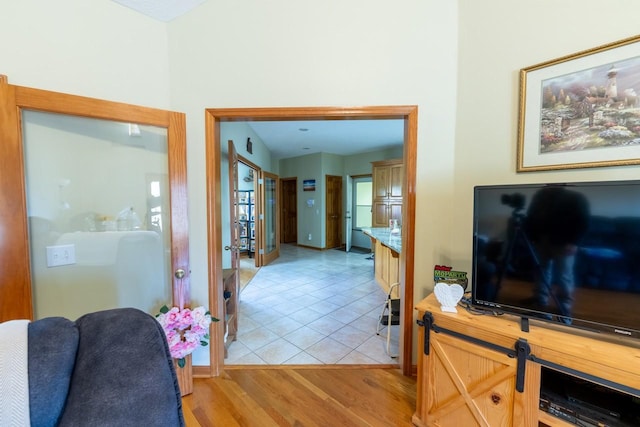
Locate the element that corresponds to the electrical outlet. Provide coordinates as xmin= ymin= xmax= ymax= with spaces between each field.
xmin=46 ymin=244 xmax=76 ymax=267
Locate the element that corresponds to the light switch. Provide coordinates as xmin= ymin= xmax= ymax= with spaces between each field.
xmin=46 ymin=244 xmax=76 ymax=267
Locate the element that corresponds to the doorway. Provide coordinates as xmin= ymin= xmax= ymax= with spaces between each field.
xmin=205 ymin=106 xmax=417 ymax=376
xmin=351 ymin=175 xmax=373 ymax=251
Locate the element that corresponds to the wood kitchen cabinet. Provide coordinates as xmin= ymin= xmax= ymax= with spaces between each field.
xmin=374 ymin=239 xmax=400 ymax=299
xmin=372 ymin=159 xmax=403 ymax=227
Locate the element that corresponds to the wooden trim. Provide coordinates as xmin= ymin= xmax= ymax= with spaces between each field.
xmin=14 ymin=85 xmax=170 ymax=126
xmin=260 ymin=170 xmax=280 ymax=265
xmin=205 ymin=111 xmax=224 ymax=377
xmin=168 ymin=111 xmax=190 ymax=308
xmin=349 ymin=173 xmax=372 ymax=179
xmin=236 ymin=153 xmax=260 ymax=172
xmin=205 ymin=105 xmax=419 ymax=377
xmin=0 ymin=78 xmax=33 ymax=321
xmin=192 ymin=365 xmax=211 ymax=378
xmin=371 ymin=158 xmax=403 ymax=167
xmin=205 ymin=105 xmax=416 ymax=121
xmin=401 ymin=106 xmax=418 ymax=376
xmin=223 ymin=364 xmax=400 ymax=370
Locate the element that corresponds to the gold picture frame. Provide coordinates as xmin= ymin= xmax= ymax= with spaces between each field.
xmin=518 ymin=34 xmax=640 ymax=172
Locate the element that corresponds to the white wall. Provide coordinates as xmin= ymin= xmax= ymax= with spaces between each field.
xmin=1 ymin=0 xmax=458 ymax=366
xmin=167 ymin=0 xmax=459 ymax=364
xmin=452 ymin=0 xmax=640 ymax=276
xmin=0 ymin=0 xmax=171 ymax=107
xmin=9 ymin=0 xmax=640 ymax=367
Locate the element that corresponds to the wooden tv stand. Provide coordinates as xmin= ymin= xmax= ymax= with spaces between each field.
xmin=413 ymin=294 xmax=640 ymax=427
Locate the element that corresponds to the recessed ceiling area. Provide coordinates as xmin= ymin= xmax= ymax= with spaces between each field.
xmin=247 ymin=119 xmax=404 ymax=160
xmin=111 ymin=0 xmax=208 ymax=22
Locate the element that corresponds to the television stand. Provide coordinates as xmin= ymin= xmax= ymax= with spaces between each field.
xmin=413 ymin=293 xmax=640 ymax=427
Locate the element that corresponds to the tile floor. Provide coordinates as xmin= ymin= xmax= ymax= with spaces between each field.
xmin=225 ymin=244 xmax=400 ymax=365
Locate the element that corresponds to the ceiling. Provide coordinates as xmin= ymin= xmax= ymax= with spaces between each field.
xmin=246 ymin=119 xmax=404 ymax=160
xmin=111 ymin=0 xmax=208 ymax=22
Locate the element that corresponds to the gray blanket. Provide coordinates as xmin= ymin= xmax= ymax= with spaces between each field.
xmin=28 ymin=308 xmax=184 ymax=427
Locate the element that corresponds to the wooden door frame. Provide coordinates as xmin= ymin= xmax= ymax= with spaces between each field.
xmin=0 ymin=75 xmax=188 ymax=322
xmin=205 ymin=106 xmax=417 ymax=376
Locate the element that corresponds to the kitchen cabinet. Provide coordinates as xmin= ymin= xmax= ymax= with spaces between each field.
xmin=372 ymin=159 xmax=403 ymax=227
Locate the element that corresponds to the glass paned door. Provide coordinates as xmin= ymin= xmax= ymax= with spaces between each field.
xmin=261 ymin=171 xmax=279 ymax=265
xmin=23 ymin=111 xmax=172 ymax=320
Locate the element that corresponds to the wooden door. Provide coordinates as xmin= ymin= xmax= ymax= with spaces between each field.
xmin=325 ymin=175 xmax=342 ymax=249
xmin=225 ymin=140 xmax=240 ymax=345
xmin=227 ymin=140 xmax=241 ymax=274
xmin=260 ymin=171 xmax=280 ymax=266
xmin=0 ymin=78 xmax=189 ymax=322
xmin=0 ymin=77 xmax=30 ymax=320
xmin=280 ymin=178 xmax=297 ymax=243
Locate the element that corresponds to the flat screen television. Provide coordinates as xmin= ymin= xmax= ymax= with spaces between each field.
xmin=472 ymin=180 xmax=640 ymax=339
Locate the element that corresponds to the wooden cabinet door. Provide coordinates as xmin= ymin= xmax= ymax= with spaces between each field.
xmin=389 ymin=201 xmax=403 ymax=225
xmin=372 ymin=200 xmax=389 ymax=227
xmin=374 ymin=240 xmax=388 ymax=291
xmin=372 ymin=160 xmax=403 ymax=228
xmin=389 ymin=163 xmax=404 ymax=198
xmin=373 ymin=165 xmax=390 ymax=199
xmin=415 ymin=329 xmax=538 ymax=427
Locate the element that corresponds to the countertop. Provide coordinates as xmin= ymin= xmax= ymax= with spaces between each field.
xmin=361 ymin=227 xmax=401 ymax=253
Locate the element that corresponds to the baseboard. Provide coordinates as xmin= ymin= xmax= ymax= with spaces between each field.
xmin=296 ymin=244 xmax=323 ymax=251
xmin=192 ymin=365 xmax=210 ymax=378
xmin=223 ymin=364 xmax=400 ymax=370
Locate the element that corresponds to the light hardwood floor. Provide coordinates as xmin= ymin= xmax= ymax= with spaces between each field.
xmin=182 ymin=367 xmax=417 ymax=426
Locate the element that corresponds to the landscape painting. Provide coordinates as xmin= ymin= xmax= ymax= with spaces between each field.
xmin=518 ymin=35 xmax=640 ymax=171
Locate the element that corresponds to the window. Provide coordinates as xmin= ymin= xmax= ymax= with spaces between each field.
xmin=354 ymin=178 xmax=372 ymax=229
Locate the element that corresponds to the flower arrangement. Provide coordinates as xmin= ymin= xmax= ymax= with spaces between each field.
xmin=156 ymin=305 xmax=217 ymax=367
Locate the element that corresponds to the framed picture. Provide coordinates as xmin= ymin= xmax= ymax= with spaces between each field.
xmin=303 ymin=179 xmax=316 ymax=191
xmin=518 ymin=34 xmax=640 ymax=172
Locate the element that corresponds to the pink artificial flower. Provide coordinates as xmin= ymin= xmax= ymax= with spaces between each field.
xmin=155 ymin=305 xmax=213 ymax=360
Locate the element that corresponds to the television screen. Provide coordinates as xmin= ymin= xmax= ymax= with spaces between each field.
xmin=472 ymin=180 xmax=640 ymax=338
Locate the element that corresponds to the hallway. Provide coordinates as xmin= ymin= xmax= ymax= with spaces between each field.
xmin=226 ymin=244 xmax=399 ymax=365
